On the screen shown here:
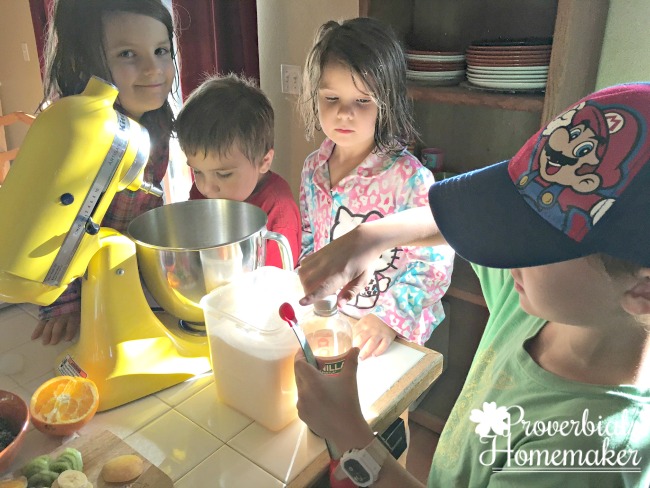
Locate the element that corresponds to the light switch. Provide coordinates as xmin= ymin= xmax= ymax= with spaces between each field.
xmin=280 ymin=64 xmax=301 ymax=95
xmin=21 ymin=43 xmax=30 ymax=62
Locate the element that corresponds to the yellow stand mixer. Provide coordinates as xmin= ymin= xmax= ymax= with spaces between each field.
xmin=0 ymin=77 xmax=211 ymax=411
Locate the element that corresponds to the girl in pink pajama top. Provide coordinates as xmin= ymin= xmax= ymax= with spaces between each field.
xmin=298 ymin=18 xmax=454 ymax=359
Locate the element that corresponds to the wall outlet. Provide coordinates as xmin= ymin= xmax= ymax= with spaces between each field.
xmin=280 ymin=64 xmax=301 ymax=95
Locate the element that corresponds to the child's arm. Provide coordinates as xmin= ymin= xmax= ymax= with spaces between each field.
xmin=295 ymin=347 xmax=425 ymax=487
xmin=300 ymin=206 xmax=446 ymax=304
xmin=35 ymin=279 xmax=82 ymax=345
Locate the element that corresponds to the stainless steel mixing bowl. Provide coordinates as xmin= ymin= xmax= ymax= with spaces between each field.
xmin=127 ymin=199 xmax=293 ymax=324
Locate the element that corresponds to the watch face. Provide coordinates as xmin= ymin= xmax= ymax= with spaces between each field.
xmin=343 ymin=458 xmax=370 ymax=483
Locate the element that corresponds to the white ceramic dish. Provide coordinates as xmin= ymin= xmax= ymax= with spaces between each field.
xmin=407 ymin=77 xmax=464 ymax=86
xmin=406 ymin=54 xmax=466 ymax=62
xmin=468 ymin=79 xmax=547 ymax=89
xmin=406 ymin=49 xmax=464 ymax=55
xmin=467 ymin=73 xmax=548 ymax=81
xmin=466 ymin=59 xmax=550 ymax=66
xmin=406 ymin=69 xmax=465 ymax=78
xmin=467 ymin=66 xmax=549 ymax=74
xmin=407 ymin=63 xmax=466 ymax=71
xmin=406 ymin=76 xmax=465 ymax=83
xmin=406 ymin=76 xmax=464 ymax=81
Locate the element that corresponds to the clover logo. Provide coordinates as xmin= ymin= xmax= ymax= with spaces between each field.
xmin=469 ymin=401 xmax=510 ymax=438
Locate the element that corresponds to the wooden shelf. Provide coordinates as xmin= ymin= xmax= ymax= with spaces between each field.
xmin=407 ymin=83 xmax=545 ymax=112
xmin=446 ymin=286 xmax=486 ymax=308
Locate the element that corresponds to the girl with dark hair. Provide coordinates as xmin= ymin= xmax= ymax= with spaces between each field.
xmin=298 ymin=17 xmax=454 ymax=360
xmin=33 ymin=0 xmax=178 ymax=345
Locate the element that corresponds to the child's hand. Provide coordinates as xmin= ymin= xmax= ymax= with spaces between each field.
xmin=32 ymin=312 xmax=80 ymax=345
xmin=353 ymin=314 xmax=397 ymax=360
xmin=294 ymin=347 xmax=373 ymax=451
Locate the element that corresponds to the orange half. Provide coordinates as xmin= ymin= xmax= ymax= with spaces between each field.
xmin=29 ymin=376 xmax=99 ymax=437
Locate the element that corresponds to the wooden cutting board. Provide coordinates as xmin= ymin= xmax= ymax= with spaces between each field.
xmin=25 ymin=430 xmax=173 ymax=487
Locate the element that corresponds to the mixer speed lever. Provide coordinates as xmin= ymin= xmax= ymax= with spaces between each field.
xmin=85 ymin=220 xmax=101 ymax=235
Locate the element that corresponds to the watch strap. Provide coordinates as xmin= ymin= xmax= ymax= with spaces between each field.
xmin=333 ymin=435 xmax=389 ymax=482
xmin=366 ymin=435 xmax=390 ymax=466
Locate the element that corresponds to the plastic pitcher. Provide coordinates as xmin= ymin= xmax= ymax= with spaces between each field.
xmin=200 ymin=267 xmax=309 ymax=431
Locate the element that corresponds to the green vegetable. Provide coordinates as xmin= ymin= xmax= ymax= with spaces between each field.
xmin=56 ymin=448 xmax=83 ymax=471
xmin=21 ymin=447 xmax=84 ymax=487
xmin=21 ymin=455 xmax=50 ymax=478
xmin=49 ymin=459 xmax=73 ymax=473
xmin=27 ymin=470 xmax=58 ymax=487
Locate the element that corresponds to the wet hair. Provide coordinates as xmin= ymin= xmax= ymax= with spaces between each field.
xmin=41 ymin=0 xmax=177 ymax=136
xmin=298 ymin=17 xmax=417 ymax=154
xmin=176 ymin=73 xmax=274 ymax=165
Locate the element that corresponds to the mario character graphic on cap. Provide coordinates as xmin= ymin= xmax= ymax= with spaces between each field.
xmin=510 ymin=99 xmax=644 ymax=242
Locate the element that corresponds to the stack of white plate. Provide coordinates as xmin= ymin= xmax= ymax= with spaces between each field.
xmin=464 ymin=38 xmax=551 ymax=92
xmin=405 ymin=49 xmax=465 ymax=86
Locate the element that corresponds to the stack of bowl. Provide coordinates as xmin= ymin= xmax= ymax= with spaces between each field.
xmin=464 ymin=38 xmax=552 ymax=92
xmin=405 ymin=49 xmax=466 ymax=86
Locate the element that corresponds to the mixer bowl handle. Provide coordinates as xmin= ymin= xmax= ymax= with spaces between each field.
xmin=262 ymin=230 xmax=293 ymax=271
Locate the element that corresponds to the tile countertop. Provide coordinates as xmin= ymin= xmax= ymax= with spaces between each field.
xmin=0 ymin=304 xmax=443 ymax=487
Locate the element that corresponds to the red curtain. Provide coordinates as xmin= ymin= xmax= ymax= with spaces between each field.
xmin=28 ymin=0 xmax=55 ymax=78
xmin=172 ymin=0 xmax=259 ymax=100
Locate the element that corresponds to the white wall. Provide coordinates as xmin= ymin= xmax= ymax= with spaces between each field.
xmin=257 ymin=0 xmax=359 ymax=199
xmin=596 ymin=0 xmax=650 ymax=89
xmin=0 ymin=0 xmax=43 ymax=150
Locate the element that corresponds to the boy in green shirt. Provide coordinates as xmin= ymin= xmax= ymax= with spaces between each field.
xmin=295 ymin=83 xmax=650 ymax=487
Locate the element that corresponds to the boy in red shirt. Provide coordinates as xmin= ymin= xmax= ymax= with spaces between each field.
xmin=176 ymin=74 xmax=300 ymax=268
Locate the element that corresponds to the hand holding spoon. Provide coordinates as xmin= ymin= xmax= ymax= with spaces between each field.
xmin=279 ymin=302 xmax=317 ymax=367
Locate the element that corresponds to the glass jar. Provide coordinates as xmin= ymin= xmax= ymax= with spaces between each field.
xmin=300 ymin=295 xmax=353 ymax=375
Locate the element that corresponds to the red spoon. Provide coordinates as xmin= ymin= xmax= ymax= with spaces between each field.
xmin=279 ymin=302 xmax=317 ymax=367
xmin=279 ymin=302 xmax=340 ymax=457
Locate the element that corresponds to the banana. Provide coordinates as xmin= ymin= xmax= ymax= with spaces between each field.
xmin=55 ymin=470 xmax=88 ymax=488
xmin=51 ymin=480 xmax=89 ymax=488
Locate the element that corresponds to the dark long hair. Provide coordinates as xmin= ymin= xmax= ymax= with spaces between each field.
xmin=41 ymin=0 xmax=177 ymax=137
xmin=299 ymin=17 xmax=417 ymax=154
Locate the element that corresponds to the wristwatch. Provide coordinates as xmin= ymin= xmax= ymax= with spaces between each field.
xmin=337 ymin=435 xmax=390 ymax=487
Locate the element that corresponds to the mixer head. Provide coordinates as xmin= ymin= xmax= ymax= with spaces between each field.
xmin=0 ymin=77 xmax=156 ymax=305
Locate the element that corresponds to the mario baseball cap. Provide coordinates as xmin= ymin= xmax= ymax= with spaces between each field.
xmin=428 ymin=83 xmax=650 ymax=268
